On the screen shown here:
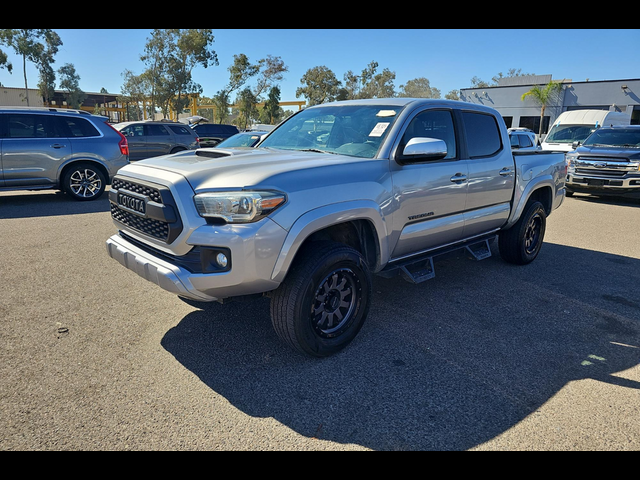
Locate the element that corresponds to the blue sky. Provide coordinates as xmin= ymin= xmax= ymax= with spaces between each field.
xmin=1 ymin=29 xmax=639 ymax=110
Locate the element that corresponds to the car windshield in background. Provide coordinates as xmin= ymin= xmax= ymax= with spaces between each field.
xmin=545 ymin=124 xmax=596 ymax=143
xmin=582 ymin=128 xmax=640 ymax=147
xmin=258 ymin=104 xmax=402 ymax=159
xmin=216 ymin=132 xmax=266 ymax=148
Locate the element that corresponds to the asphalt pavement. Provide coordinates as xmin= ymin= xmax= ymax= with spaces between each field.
xmin=0 ymin=188 xmax=638 ymax=450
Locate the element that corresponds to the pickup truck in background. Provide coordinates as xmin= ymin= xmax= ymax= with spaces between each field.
xmin=105 ymin=99 xmax=566 ymax=357
xmin=565 ymin=125 xmax=640 ymax=197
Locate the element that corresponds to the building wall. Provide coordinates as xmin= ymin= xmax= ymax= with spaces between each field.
xmin=0 ymin=87 xmax=45 ymax=107
xmin=460 ymin=78 xmax=640 ymax=133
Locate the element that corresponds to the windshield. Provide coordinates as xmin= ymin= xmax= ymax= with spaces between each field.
xmin=216 ymin=132 xmax=264 ymax=148
xmin=258 ymin=104 xmax=402 ymax=158
xmin=582 ymin=128 xmax=640 ymax=148
xmin=544 ymin=124 xmax=597 ymax=144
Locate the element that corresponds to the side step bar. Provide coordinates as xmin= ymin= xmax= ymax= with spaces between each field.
xmin=380 ymin=235 xmax=497 ymax=284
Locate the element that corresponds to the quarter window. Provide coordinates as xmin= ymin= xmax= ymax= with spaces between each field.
xmin=463 ymin=111 xmax=502 ymax=158
xmin=59 ymin=117 xmax=100 ymax=137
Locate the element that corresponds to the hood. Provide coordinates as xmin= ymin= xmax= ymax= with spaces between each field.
xmin=575 ymin=145 xmax=640 ymax=160
xmin=127 ymin=147 xmax=370 ymax=192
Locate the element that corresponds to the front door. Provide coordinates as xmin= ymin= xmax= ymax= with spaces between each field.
xmin=1 ymin=112 xmax=71 ymax=187
xmin=390 ymin=108 xmax=468 ymax=259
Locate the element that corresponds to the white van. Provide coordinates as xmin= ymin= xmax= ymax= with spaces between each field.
xmin=541 ymin=110 xmax=631 ymax=152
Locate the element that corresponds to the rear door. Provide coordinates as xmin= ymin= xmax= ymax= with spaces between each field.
xmin=144 ymin=123 xmax=172 ymax=157
xmin=461 ymin=110 xmax=515 ymax=237
xmin=120 ymin=124 xmax=146 ymax=160
xmin=1 ymin=112 xmax=71 ymax=187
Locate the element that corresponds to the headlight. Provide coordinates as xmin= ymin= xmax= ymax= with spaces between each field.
xmin=194 ymin=191 xmax=286 ymax=223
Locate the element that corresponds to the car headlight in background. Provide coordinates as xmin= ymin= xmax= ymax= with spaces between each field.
xmin=194 ymin=191 xmax=286 ymax=223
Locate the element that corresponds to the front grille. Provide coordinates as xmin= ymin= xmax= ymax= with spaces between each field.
xmin=111 ymin=178 xmax=163 ymax=203
xmin=575 ymin=168 xmax=627 ymax=178
xmin=110 ymin=203 xmax=169 ymax=241
xmin=109 ymin=176 xmax=183 ymax=243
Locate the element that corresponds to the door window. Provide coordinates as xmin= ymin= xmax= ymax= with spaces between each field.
xmin=6 ymin=114 xmax=63 ymax=138
xmin=145 ymin=124 xmax=170 ymax=136
xmin=399 ymin=109 xmax=457 ymax=160
xmin=120 ymin=124 xmax=145 ymax=137
xmin=462 ymin=111 xmax=502 ymax=158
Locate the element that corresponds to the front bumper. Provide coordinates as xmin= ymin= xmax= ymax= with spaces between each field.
xmin=106 ymin=217 xmax=288 ymax=302
xmin=566 ymin=173 xmax=640 ymax=195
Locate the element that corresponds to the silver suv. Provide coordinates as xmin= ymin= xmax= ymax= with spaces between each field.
xmin=113 ymin=120 xmax=200 ymax=161
xmin=0 ymin=107 xmax=129 ymax=201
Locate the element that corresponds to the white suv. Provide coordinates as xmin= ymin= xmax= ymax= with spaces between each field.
xmin=508 ymin=128 xmax=540 ymax=151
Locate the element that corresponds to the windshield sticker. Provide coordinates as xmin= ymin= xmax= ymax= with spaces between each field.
xmin=369 ymin=122 xmax=390 ymax=137
xmin=376 ymin=110 xmax=397 ymax=117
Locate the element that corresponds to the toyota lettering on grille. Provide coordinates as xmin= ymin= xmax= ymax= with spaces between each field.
xmin=117 ymin=192 xmax=147 ymax=217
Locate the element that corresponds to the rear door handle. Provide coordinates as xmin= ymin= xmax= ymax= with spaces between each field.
xmin=50 ymin=143 xmax=66 ymax=149
xmin=450 ymin=173 xmax=467 ymax=183
xmin=499 ymin=168 xmax=512 ymax=176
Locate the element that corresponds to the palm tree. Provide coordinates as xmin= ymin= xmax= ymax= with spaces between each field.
xmin=521 ymin=80 xmax=564 ymax=137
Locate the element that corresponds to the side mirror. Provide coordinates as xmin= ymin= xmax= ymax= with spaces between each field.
xmin=572 ymin=141 xmax=581 ymax=149
xmin=399 ymin=137 xmax=448 ymax=164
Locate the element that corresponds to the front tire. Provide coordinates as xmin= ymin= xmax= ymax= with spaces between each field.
xmin=270 ymin=241 xmax=372 ymax=357
xmin=62 ymin=163 xmax=106 ymax=201
xmin=499 ymin=200 xmax=547 ymax=265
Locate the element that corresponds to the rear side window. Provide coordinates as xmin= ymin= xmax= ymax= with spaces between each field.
xmin=5 ymin=113 xmax=64 ymax=138
xmin=145 ymin=124 xmax=170 ymax=136
xmin=519 ymin=134 xmax=533 ymax=148
xmin=59 ymin=116 xmax=100 ymax=137
xmin=167 ymin=125 xmax=193 ymax=135
xmin=463 ymin=111 xmax=502 ymax=158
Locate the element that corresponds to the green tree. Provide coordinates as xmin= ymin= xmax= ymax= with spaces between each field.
xmin=120 ymin=69 xmax=150 ymax=121
xmin=341 ymin=61 xmax=396 ymax=100
xmin=296 ymin=65 xmax=341 ymax=106
xmin=358 ymin=61 xmax=396 ymax=99
xmin=212 ymin=90 xmax=231 ymax=123
xmin=398 ymin=77 xmax=441 ymax=98
xmin=58 ymin=63 xmax=86 ymax=109
xmin=521 ymin=80 xmax=564 ymax=135
xmin=445 ymin=90 xmax=460 ymax=101
xmin=235 ymin=87 xmax=258 ymax=130
xmin=0 ymin=29 xmax=62 ymax=105
xmin=261 ymin=86 xmax=282 ymax=124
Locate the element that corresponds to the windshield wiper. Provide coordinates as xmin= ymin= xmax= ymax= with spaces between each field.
xmin=299 ymin=148 xmax=339 ymax=155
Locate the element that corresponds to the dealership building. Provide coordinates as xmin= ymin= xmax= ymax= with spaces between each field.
xmin=460 ymin=75 xmax=640 ymax=136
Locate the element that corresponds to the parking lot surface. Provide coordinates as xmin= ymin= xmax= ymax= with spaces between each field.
xmin=1 ymin=188 xmax=639 ymax=450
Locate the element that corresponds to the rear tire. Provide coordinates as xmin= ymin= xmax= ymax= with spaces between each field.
xmin=270 ymin=241 xmax=372 ymax=357
xmin=62 ymin=163 xmax=106 ymax=201
xmin=499 ymin=200 xmax=546 ymax=265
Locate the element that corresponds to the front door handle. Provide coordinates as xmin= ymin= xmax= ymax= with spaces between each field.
xmin=450 ymin=173 xmax=467 ymax=183
xmin=50 ymin=143 xmax=67 ymax=149
xmin=499 ymin=168 xmax=513 ymax=177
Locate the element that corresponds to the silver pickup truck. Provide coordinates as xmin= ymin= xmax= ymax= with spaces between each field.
xmin=105 ymin=99 xmax=566 ymax=357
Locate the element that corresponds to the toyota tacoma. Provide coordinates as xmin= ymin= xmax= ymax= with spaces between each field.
xmin=106 ymin=99 xmax=566 ymax=357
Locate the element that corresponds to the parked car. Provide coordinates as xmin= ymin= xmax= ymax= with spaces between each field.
xmin=191 ymin=123 xmax=239 ymax=147
xmin=106 ymin=98 xmax=566 ymax=357
xmin=112 ymin=120 xmax=200 ymax=161
xmin=508 ymin=128 xmax=540 ymax=151
xmin=541 ymin=110 xmax=631 ymax=152
xmin=214 ymin=131 xmax=270 ymax=148
xmin=0 ymin=106 xmax=129 ymax=201
xmin=565 ymin=125 xmax=640 ymax=197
